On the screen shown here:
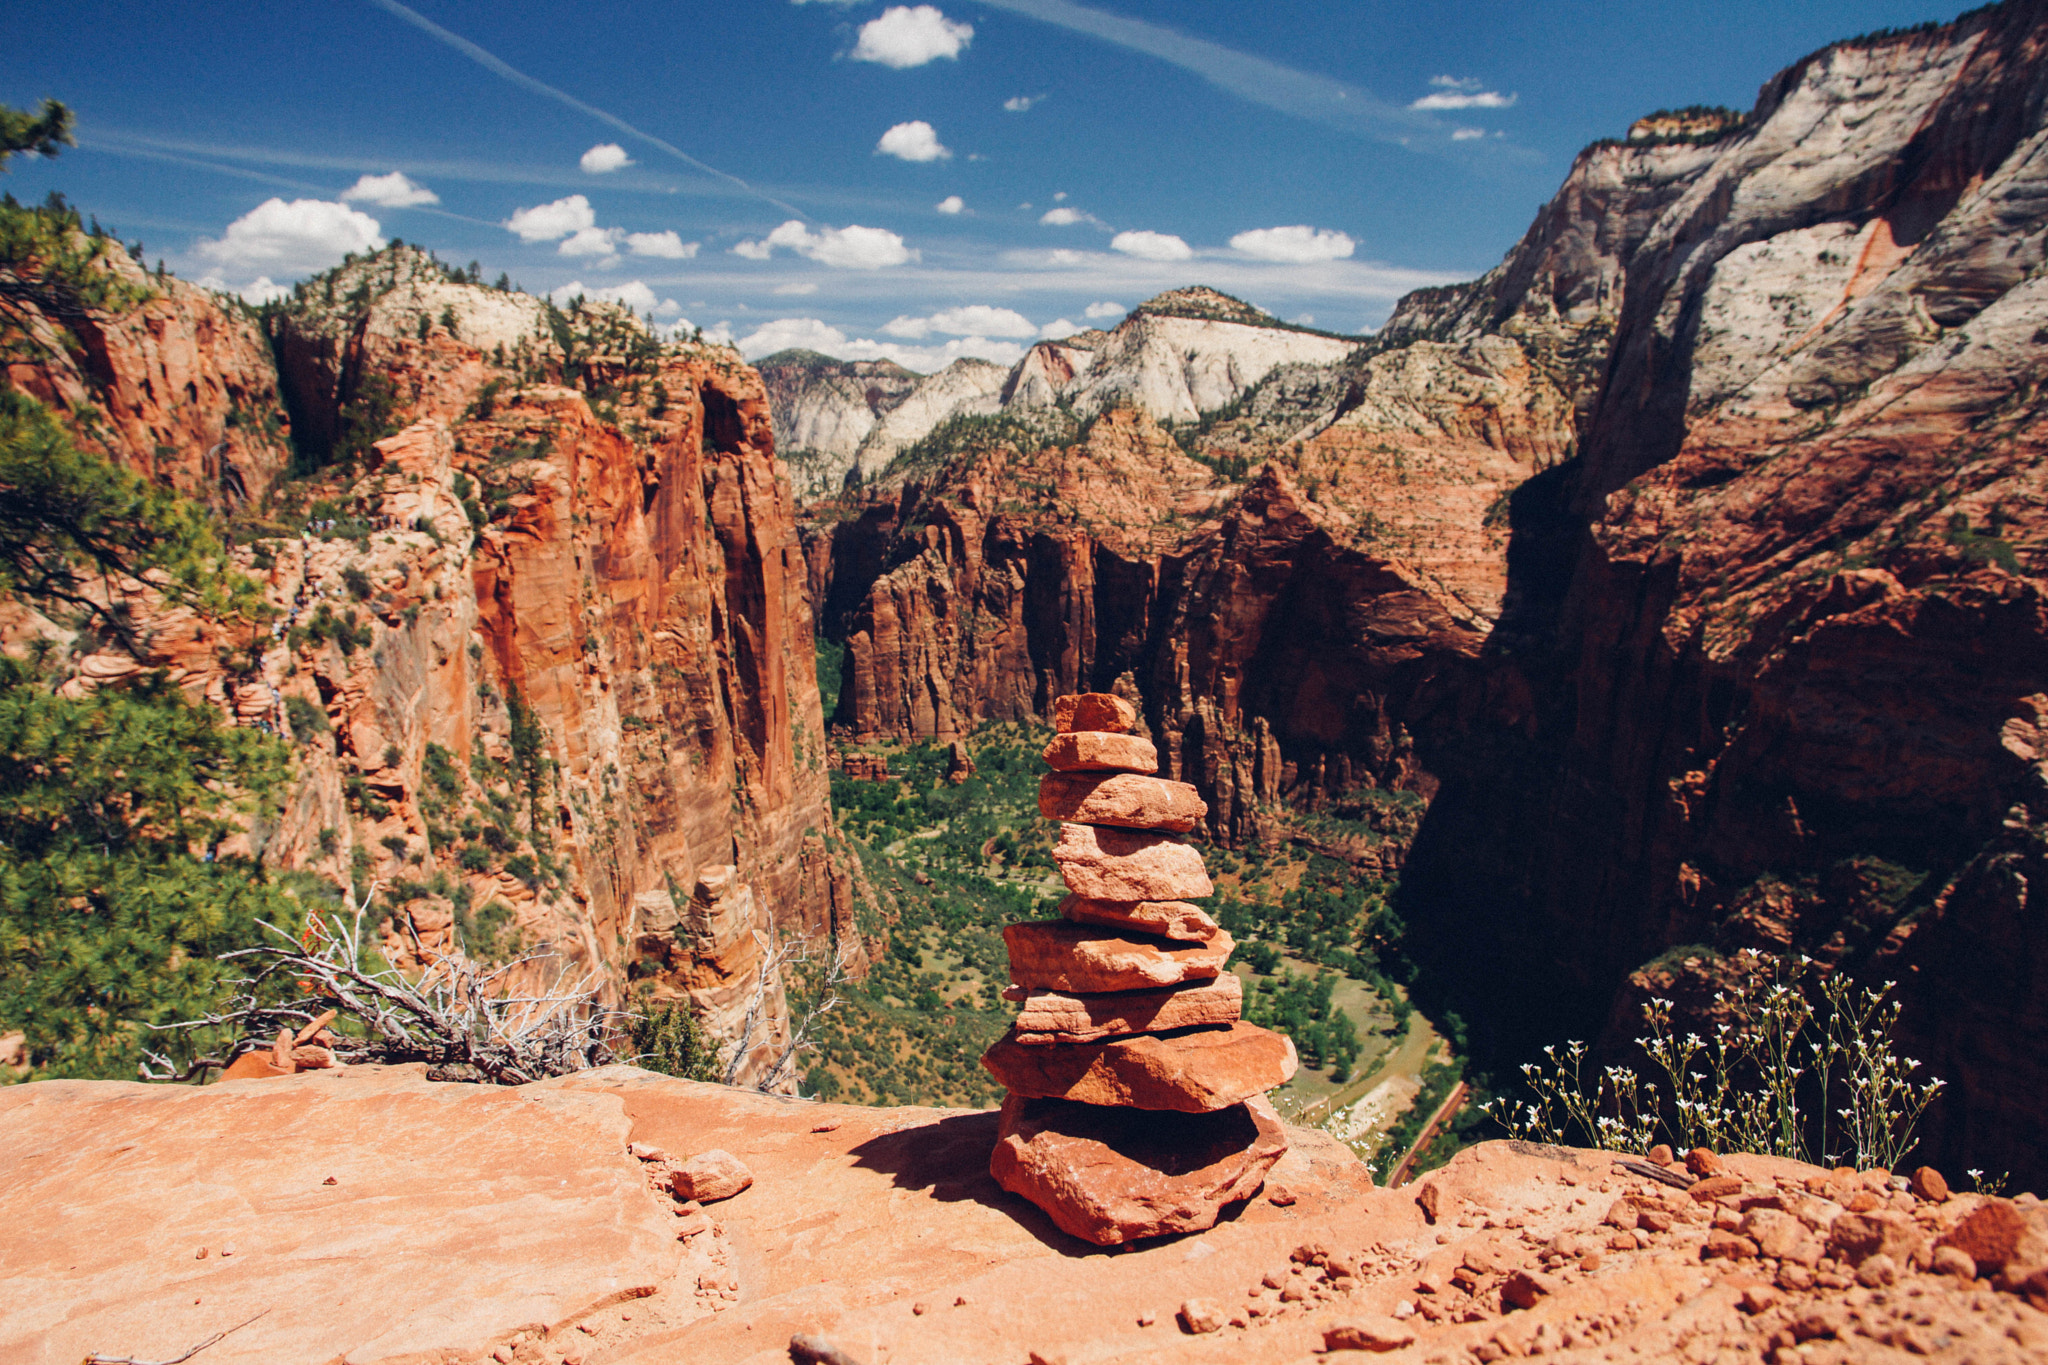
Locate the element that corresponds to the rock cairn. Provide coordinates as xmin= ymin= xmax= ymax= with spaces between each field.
xmin=982 ymin=692 xmax=1296 ymax=1245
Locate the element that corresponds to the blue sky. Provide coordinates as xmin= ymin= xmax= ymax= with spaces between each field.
xmin=5 ymin=0 xmax=1957 ymax=371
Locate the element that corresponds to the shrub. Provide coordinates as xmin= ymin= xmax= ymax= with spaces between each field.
xmin=1483 ymin=950 xmax=1945 ymax=1168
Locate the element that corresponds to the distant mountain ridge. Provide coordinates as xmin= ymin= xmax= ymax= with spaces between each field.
xmin=760 ymin=287 xmax=1368 ymax=502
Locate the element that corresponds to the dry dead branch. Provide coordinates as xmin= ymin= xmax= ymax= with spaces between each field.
xmin=140 ymin=883 xmax=617 ymax=1085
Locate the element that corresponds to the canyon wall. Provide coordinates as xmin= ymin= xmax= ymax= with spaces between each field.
xmin=0 ymin=233 xmax=293 ymax=505
xmin=1399 ymin=0 xmax=2048 ymax=1186
xmin=6 ymin=244 xmax=845 ymax=1086
xmin=800 ymin=2 xmax=2048 ymax=1177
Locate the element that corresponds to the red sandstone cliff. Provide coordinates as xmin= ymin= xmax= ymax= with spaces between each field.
xmin=5 ymin=244 xmax=846 ymax=1085
xmin=1398 ymin=0 xmax=2048 ymax=1188
xmin=0 ymin=231 xmax=292 ymax=505
xmin=800 ymin=1 xmax=2048 ymax=1180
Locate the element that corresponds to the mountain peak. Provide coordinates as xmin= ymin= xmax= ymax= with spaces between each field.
xmin=1131 ymin=286 xmax=1281 ymax=327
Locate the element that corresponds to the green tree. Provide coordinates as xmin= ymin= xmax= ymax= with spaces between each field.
xmin=0 ymin=382 xmax=302 ymax=1079
xmin=0 ymin=99 xmax=73 ymax=168
xmin=0 ymin=389 xmax=263 ymax=653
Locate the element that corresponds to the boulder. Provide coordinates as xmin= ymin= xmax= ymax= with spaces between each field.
xmin=1054 ymin=693 xmax=1138 ymax=734
xmin=1058 ymin=894 xmax=1218 ymax=943
xmin=1052 ymin=824 xmax=1213 ymax=901
xmin=1323 ymin=1319 xmax=1416 ymax=1352
xmin=1006 ymin=974 xmax=1244 ymax=1044
xmin=1041 ymin=732 xmax=1158 ymax=775
xmin=671 ymin=1149 xmax=753 ymax=1203
xmin=1003 ymin=921 xmax=1232 ymax=993
xmin=982 ymin=1022 xmax=1296 ymax=1112
xmin=989 ymin=1093 xmax=1287 ymax=1245
xmin=1039 ymin=772 xmax=1206 ymax=833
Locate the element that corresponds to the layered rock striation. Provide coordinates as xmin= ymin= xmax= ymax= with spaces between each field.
xmin=6 ymin=243 xmax=849 ymax=1084
xmin=1397 ymin=0 xmax=2048 ymax=1188
xmin=982 ymin=693 xmax=1295 ymax=1243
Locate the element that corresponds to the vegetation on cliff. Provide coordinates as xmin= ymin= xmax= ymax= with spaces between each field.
xmin=0 ymin=391 xmax=309 ymax=1079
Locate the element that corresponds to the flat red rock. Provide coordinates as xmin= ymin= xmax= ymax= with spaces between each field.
xmin=1053 ymin=693 xmax=1138 ymax=734
xmin=1003 ymin=920 xmax=1233 ymax=993
xmin=1005 ymin=974 xmax=1244 ymax=1044
xmin=1041 ymin=732 xmax=1158 ymax=774
xmin=989 ymin=1093 xmax=1288 ymax=1245
xmin=982 ymin=1021 xmax=1296 ymax=1112
xmin=1053 ymin=823 xmax=1213 ymax=901
xmin=1059 ymin=893 xmax=1218 ymax=943
xmin=1039 ymin=772 xmax=1207 ymax=833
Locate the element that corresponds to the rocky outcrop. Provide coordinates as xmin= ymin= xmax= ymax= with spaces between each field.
xmin=1005 ymin=288 xmax=1360 ymax=422
xmin=759 ymin=351 xmax=1006 ymax=500
xmin=8 ymin=1067 xmax=2044 ymax=1364
xmin=8 ymin=243 xmax=846 ymax=1085
xmin=1400 ymin=0 xmax=2048 ymax=1188
xmin=0 ymin=237 xmax=292 ymax=506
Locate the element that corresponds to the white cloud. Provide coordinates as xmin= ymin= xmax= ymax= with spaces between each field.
xmin=936 ymin=195 xmax=965 ymax=215
xmin=1039 ymin=207 xmax=1088 ymax=226
xmin=559 ymin=225 xmax=622 ymax=258
xmin=1049 ymin=248 xmax=1086 ymax=265
xmin=731 ymin=220 xmax=915 ymax=270
xmin=1411 ymin=76 xmax=1516 ymax=111
xmin=626 ymin=230 xmax=698 ymax=259
xmin=1083 ymin=300 xmax=1125 ymax=320
xmin=580 ymin=143 xmax=634 ymax=173
xmin=340 ymin=172 xmax=438 ymax=207
xmin=548 ymin=279 xmax=679 ymax=316
xmin=1452 ymin=127 xmax=1485 ymax=141
xmin=734 ymin=315 xmax=1024 ymax=371
xmin=774 ymin=281 xmax=820 ymax=295
xmin=506 ymin=194 xmax=596 ymax=242
xmin=235 ymin=276 xmax=291 ymax=305
xmin=1229 ymin=225 xmax=1356 ymax=263
xmin=1038 ymin=317 xmax=1080 ymax=340
xmin=1053 ymin=191 xmax=1068 ymax=201
xmin=876 ymin=120 xmax=951 ymax=162
xmin=851 ymin=5 xmax=973 ymax=68
xmin=1110 ymin=230 xmax=1192 ymax=262
xmin=882 ymin=304 xmax=1036 ymax=339
xmin=194 ymin=198 xmax=384 ymax=278
xmin=1004 ymin=95 xmax=1042 ymax=112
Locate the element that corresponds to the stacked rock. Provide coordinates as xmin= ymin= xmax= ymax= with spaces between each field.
xmin=982 ymin=692 xmax=1295 ymax=1246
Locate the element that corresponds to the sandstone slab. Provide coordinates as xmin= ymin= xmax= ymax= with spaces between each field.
xmin=1054 ymin=692 xmax=1137 ymax=734
xmin=1039 ymin=772 xmax=1207 ymax=833
xmin=982 ymin=1022 xmax=1297 ymax=1112
xmin=1040 ymin=731 xmax=1158 ymax=774
xmin=0 ymin=1067 xmax=680 ymax=1365
xmin=1005 ymin=973 xmax=1244 ymax=1044
xmin=988 ymin=1093 xmax=1287 ymax=1245
xmin=1052 ymin=823 xmax=1213 ymax=901
xmin=1058 ymin=893 xmax=1218 ymax=943
xmin=1003 ymin=920 xmax=1232 ymax=993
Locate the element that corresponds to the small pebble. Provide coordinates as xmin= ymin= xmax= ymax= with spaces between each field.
xmin=912 ymin=1301 xmax=929 ymax=1316
xmin=1137 ymin=1310 xmax=1156 ymax=1327
xmin=194 ymin=1247 xmax=208 ymax=1260
xmin=322 ymin=1176 xmax=337 ymax=1186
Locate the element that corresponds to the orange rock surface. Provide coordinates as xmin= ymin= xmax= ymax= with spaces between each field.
xmin=6 ymin=1068 xmax=2047 ymax=1364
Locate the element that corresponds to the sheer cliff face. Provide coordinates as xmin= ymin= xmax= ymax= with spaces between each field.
xmin=0 ymin=244 xmax=293 ymax=506
xmin=1401 ymin=1 xmax=2048 ymax=1185
xmin=4 ymin=249 xmax=842 ymax=1085
xmin=759 ymin=354 xmax=1007 ymax=502
xmin=262 ymin=265 xmax=843 ymax=1084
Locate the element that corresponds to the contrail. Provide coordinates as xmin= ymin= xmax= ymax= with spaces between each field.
xmin=361 ymin=0 xmax=807 ymax=218
xmin=973 ymin=0 xmax=1441 ymax=145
